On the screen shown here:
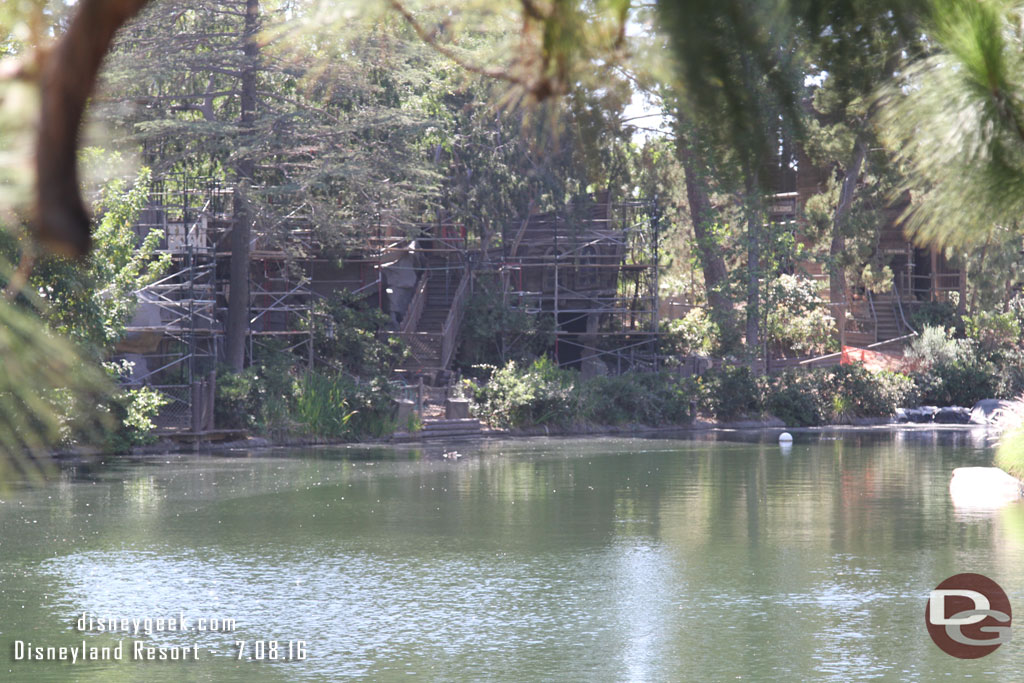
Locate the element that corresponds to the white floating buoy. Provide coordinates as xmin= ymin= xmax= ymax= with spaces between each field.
xmin=778 ymin=432 xmax=793 ymax=443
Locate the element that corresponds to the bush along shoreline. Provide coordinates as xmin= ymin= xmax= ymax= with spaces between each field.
xmin=114 ymin=321 xmax=1024 ymax=453
xmin=461 ymin=359 xmax=917 ymax=431
xmin=460 ymin=325 xmax=1024 ymax=433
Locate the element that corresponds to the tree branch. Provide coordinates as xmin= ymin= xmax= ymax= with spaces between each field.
xmin=35 ymin=0 xmax=151 ymax=259
xmin=387 ymin=0 xmax=532 ymax=91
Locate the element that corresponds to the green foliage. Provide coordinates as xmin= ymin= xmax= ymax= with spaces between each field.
xmin=991 ymin=349 xmax=1024 ymax=399
xmin=0 ymin=169 xmax=169 ymax=460
xmin=469 ymin=358 xmax=697 ymax=428
xmin=214 ymin=342 xmax=297 ymax=434
xmin=995 ymin=398 xmax=1024 ymax=479
xmin=0 ymin=298 xmax=111 ymax=465
xmin=878 ymin=0 xmax=1024 ymax=249
xmin=471 ymin=358 xmax=581 ymax=428
xmin=910 ymin=302 xmax=959 ymax=333
xmin=216 ymin=355 xmax=396 ymax=440
xmin=457 ymin=284 xmax=554 ymax=372
xmin=699 ymin=366 xmax=761 ymax=421
xmin=659 ymin=308 xmax=717 ymax=357
xmin=762 ymin=365 xmax=916 ymax=427
xmin=913 ymin=363 xmax=995 ymax=407
xmin=214 ymin=368 xmax=258 ymax=431
xmin=763 ymin=274 xmax=838 ymax=357
xmin=906 ymin=325 xmax=968 ymax=367
xmin=827 ymin=365 xmax=918 ymax=419
xmin=102 ymin=377 xmax=170 ymax=453
xmin=293 ymin=372 xmax=357 ymax=438
xmin=582 ymin=373 xmax=695 ymax=425
xmin=308 ymin=291 xmax=406 ymax=377
xmin=907 ymin=326 xmax=995 ymax=406
xmin=346 ymin=377 xmax=398 ymax=438
xmin=966 ymin=309 xmax=1021 ymax=354
xmin=29 ymin=168 xmax=169 ymax=357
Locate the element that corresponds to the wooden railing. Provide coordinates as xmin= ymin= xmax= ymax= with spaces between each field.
xmin=866 ymin=289 xmax=879 ymax=343
xmin=401 ymin=272 xmax=430 ymax=334
xmin=893 ymin=279 xmax=917 ymax=336
xmin=440 ymin=268 xmax=471 ymax=369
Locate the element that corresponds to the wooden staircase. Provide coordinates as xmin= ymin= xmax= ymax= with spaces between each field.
xmin=417 ymin=261 xmax=459 ymax=333
xmin=843 ymin=290 xmax=911 ymax=347
xmin=398 ymin=255 xmax=469 ymax=377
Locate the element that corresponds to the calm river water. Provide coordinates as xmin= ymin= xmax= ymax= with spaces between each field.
xmin=1 ymin=429 xmax=1022 ymax=681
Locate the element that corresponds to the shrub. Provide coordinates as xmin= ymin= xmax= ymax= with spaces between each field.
xmin=659 ymin=308 xmax=718 ymax=357
xmin=470 ymin=361 xmax=695 ymax=429
xmin=701 ymin=366 xmax=761 ymax=421
xmin=335 ymin=376 xmax=397 ymax=438
xmin=967 ymin=310 xmax=1022 ymax=354
xmin=992 ymin=349 xmax=1024 ymax=399
xmin=103 ymin=385 xmax=169 ymax=452
xmin=307 ymin=291 xmax=406 ymax=377
xmin=97 ymin=361 xmax=169 ymax=452
xmin=907 ymin=325 xmax=969 ymax=367
xmin=457 ymin=286 xmax=554 ymax=372
xmin=907 ymin=326 xmax=995 ymax=406
xmin=471 ymin=357 xmax=580 ymax=428
xmin=582 ymin=373 xmax=695 ymax=425
xmin=760 ymin=364 xmax=916 ymax=427
xmin=824 ymin=365 xmax=917 ymax=418
xmin=913 ymin=362 xmax=995 ymax=407
xmin=215 ymin=367 xmax=257 ymax=430
xmin=293 ymin=371 xmax=357 ymax=438
xmin=763 ymin=274 xmax=837 ymax=357
xmin=762 ymin=372 xmax=824 ymax=426
xmin=910 ymin=301 xmax=959 ymax=332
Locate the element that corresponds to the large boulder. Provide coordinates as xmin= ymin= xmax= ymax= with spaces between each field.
xmin=970 ymin=399 xmax=1012 ymax=425
xmin=934 ymin=406 xmax=971 ymax=424
xmin=905 ymin=406 xmax=938 ymax=423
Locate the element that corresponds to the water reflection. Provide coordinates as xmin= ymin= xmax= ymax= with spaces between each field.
xmin=0 ymin=430 xmax=1022 ymax=680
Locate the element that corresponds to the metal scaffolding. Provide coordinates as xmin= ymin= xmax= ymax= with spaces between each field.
xmin=498 ymin=195 xmax=661 ymax=373
xmin=115 ymin=175 xmax=317 ymax=432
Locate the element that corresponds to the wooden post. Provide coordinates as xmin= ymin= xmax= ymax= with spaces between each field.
xmin=190 ymin=381 xmax=202 ymax=433
xmin=416 ymin=377 xmax=424 ymax=419
xmin=838 ymin=302 xmax=846 ymax=350
xmin=930 ymin=246 xmax=939 ymax=302
xmin=206 ymin=370 xmax=217 ymax=431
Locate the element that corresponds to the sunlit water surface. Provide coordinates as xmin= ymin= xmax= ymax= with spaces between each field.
xmin=1 ymin=429 xmax=1022 ymax=681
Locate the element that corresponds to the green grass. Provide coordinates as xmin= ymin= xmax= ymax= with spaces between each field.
xmin=994 ymin=399 xmax=1024 ymax=479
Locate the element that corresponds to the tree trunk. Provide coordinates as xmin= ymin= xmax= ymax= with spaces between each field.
xmin=677 ymin=138 xmax=740 ymax=351
xmin=225 ymin=0 xmax=260 ymax=372
xmin=829 ymin=135 xmax=867 ymax=332
xmin=744 ymin=169 xmax=760 ymax=352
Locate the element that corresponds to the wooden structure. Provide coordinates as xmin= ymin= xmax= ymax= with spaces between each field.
xmin=117 ymin=178 xmax=660 ymax=430
xmin=499 ymin=192 xmax=660 ymax=373
xmin=772 ymin=150 xmax=966 ymax=348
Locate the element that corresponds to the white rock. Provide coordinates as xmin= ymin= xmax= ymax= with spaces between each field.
xmin=950 ymin=467 xmax=1024 ymax=509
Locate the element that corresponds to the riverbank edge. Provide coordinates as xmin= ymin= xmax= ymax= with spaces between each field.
xmin=66 ymin=414 xmax=988 ymax=460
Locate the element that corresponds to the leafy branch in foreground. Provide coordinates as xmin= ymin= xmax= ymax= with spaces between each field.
xmin=878 ymin=0 xmax=1024 ymax=248
xmin=0 ymin=298 xmax=111 ymax=479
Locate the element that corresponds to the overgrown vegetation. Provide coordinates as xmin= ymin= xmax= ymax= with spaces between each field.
xmin=456 ymin=284 xmax=554 ymax=374
xmin=905 ymin=325 xmax=1024 ymax=407
xmin=216 ymin=298 xmax=405 ymax=441
xmin=468 ymin=358 xmax=696 ymax=429
xmin=468 ymin=357 xmax=917 ymax=429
